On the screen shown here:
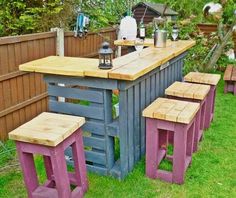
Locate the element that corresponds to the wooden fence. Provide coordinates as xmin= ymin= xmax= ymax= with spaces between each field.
xmin=0 ymin=28 xmax=117 ymax=140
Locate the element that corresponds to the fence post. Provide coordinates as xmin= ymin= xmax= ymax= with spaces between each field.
xmin=51 ymin=28 xmax=64 ymax=56
xmin=51 ymin=28 xmax=65 ymax=102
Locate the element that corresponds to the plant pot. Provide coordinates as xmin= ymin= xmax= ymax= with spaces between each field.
xmin=197 ymin=23 xmax=218 ymax=35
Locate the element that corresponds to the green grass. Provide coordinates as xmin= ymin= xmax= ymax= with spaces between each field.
xmin=1 ymin=76 xmax=236 ymax=197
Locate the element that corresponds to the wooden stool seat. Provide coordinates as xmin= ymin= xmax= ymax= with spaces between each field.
xmin=223 ymin=65 xmax=236 ymax=95
xmin=143 ymin=98 xmax=200 ymax=124
xmin=165 ymin=82 xmax=210 ymax=151
xmin=9 ymin=112 xmax=85 ymax=147
xmin=165 ymin=81 xmax=210 ymax=100
xmin=9 ymin=112 xmax=88 ymax=198
xmin=143 ymin=98 xmax=200 ymax=184
xmin=184 ymin=72 xmax=221 ymax=86
xmin=184 ymin=72 xmax=221 ymax=129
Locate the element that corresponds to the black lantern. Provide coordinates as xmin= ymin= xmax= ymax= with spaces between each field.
xmin=98 ymin=42 xmax=113 ymax=70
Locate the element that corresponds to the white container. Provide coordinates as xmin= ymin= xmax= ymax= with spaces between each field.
xmin=119 ymin=16 xmax=137 ymax=41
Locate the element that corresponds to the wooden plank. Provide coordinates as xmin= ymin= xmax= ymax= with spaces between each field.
xmin=165 ymin=101 xmax=188 ymax=122
xmin=103 ymin=89 xmax=115 ymax=170
xmin=142 ymin=98 xmax=166 ymax=118
xmin=0 ymin=32 xmax=56 ymax=45
xmin=145 ymin=78 xmax=151 ymax=105
xmin=19 ymin=40 xmax=195 ymax=81
xmin=0 ymin=45 xmax=9 ymax=75
xmin=49 ymin=100 xmax=104 ymax=120
xmin=85 ymin=151 xmax=106 ymax=165
xmin=118 ymin=89 xmax=129 ymax=178
xmin=184 ymin=72 xmax=221 ymax=85
xmin=134 ymin=84 xmax=140 ymax=162
xmin=48 ymin=85 xmax=104 ymax=103
xmin=114 ymin=38 xmax=155 ymax=47
xmin=140 ymin=80 xmax=146 ymax=155
xmin=0 ymin=93 xmax=47 ymax=118
xmin=155 ymin=72 xmax=160 ymax=97
xmin=231 ymin=67 xmax=236 ymax=81
xmin=150 ymin=74 xmax=156 ymax=102
xmin=143 ymin=98 xmax=200 ymax=124
xmin=83 ymin=136 xmax=105 ymax=150
xmin=8 ymin=112 xmax=85 ymax=146
xmin=44 ymin=75 xmax=118 ymax=90
xmin=177 ymin=103 xmax=200 ymax=124
xmin=0 ymin=71 xmax=27 ymax=82
xmin=127 ymin=87 xmax=134 ymax=171
xmin=82 ymin=121 xmax=105 ymax=136
xmin=223 ymin=65 xmax=233 ymax=81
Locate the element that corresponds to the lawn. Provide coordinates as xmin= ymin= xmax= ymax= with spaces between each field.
xmin=0 ymin=76 xmax=236 ymax=198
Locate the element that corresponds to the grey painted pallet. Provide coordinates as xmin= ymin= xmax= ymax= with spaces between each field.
xmin=46 ymin=52 xmax=188 ymax=179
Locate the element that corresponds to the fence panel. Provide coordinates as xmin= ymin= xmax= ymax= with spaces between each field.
xmin=0 ymin=32 xmax=56 ymax=140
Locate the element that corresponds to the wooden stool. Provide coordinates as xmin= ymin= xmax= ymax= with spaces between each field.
xmin=184 ymin=72 xmax=221 ymax=128
xmin=143 ymin=98 xmax=200 ymax=184
xmin=223 ymin=65 xmax=236 ymax=95
xmin=9 ymin=112 xmax=88 ymax=198
xmin=165 ymin=81 xmax=210 ymax=152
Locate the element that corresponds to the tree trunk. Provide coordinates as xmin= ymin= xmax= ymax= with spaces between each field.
xmin=205 ymin=17 xmax=236 ymax=71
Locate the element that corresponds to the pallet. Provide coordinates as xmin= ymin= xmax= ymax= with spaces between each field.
xmin=223 ymin=65 xmax=236 ymax=95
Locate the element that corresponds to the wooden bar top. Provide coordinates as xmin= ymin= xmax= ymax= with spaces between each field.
xmin=20 ymin=40 xmax=195 ymax=81
xmin=114 ymin=38 xmax=155 ymax=47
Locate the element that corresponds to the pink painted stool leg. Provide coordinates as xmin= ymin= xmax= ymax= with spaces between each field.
xmin=72 ymin=129 xmax=88 ymax=193
xmin=50 ymin=145 xmax=71 ymax=198
xmin=224 ymin=82 xmax=228 ymax=94
xmin=186 ymin=122 xmax=195 ymax=159
xmin=43 ymin=156 xmax=55 ymax=188
xmin=205 ymin=91 xmax=212 ymax=129
xmin=146 ymin=118 xmax=159 ymax=179
xmin=234 ymin=82 xmax=236 ymax=95
xmin=211 ymin=86 xmax=216 ymax=122
xmin=16 ymin=142 xmax=39 ymax=198
xmin=173 ymin=124 xmax=187 ymax=184
xmin=193 ymin=110 xmax=201 ymax=152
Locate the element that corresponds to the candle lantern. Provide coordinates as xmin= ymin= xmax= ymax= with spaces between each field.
xmin=98 ymin=42 xmax=113 ymax=70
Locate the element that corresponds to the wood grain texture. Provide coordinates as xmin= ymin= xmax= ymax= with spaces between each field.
xmin=9 ymin=112 xmax=85 ymax=146
xmin=184 ymin=72 xmax=221 ymax=85
xmin=20 ymin=40 xmax=196 ymax=81
xmin=223 ymin=65 xmax=233 ymax=81
xmin=114 ymin=38 xmax=158 ymax=47
xmin=232 ymin=67 xmax=236 ymax=81
xmin=142 ymin=98 xmax=200 ymax=124
xmin=165 ymin=81 xmax=210 ymax=100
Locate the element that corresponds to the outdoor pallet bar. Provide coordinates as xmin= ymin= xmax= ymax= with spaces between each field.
xmin=19 ymin=40 xmax=195 ymax=179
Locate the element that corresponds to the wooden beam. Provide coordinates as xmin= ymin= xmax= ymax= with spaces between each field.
xmin=0 ymin=32 xmax=56 ymax=45
xmin=0 ymin=93 xmax=48 ymax=118
xmin=64 ymin=28 xmax=116 ymax=37
xmin=0 ymin=70 xmax=27 ymax=82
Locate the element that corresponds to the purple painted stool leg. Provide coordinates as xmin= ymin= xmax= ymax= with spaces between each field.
xmin=205 ymin=88 xmax=214 ymax=129
xmin=234 ymin=82 xmax=236 ymax=95
xmin=43 ymin=156 xmax=55 ymax=188
xmin=224 ymin=82 xmax=228 ymax=94
xmin=211 ymin=86 xmax=216 ymax=122
xmin=193 ymin=110 xmax=201 ymax=152
xmin=50 ymin=144 xmax=71 ymax=198
xmin=16 ymin=142 xmax=39 ymax=198
xmin=173 ymin=124 xmax=187 ymax=184
xmin=146 ymin=118 xmax=158 ymax=179
xmin=72 ymin=129 xmax=88 ymax=194
xmin=186 ymin=122 xmax=195 ymax=159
